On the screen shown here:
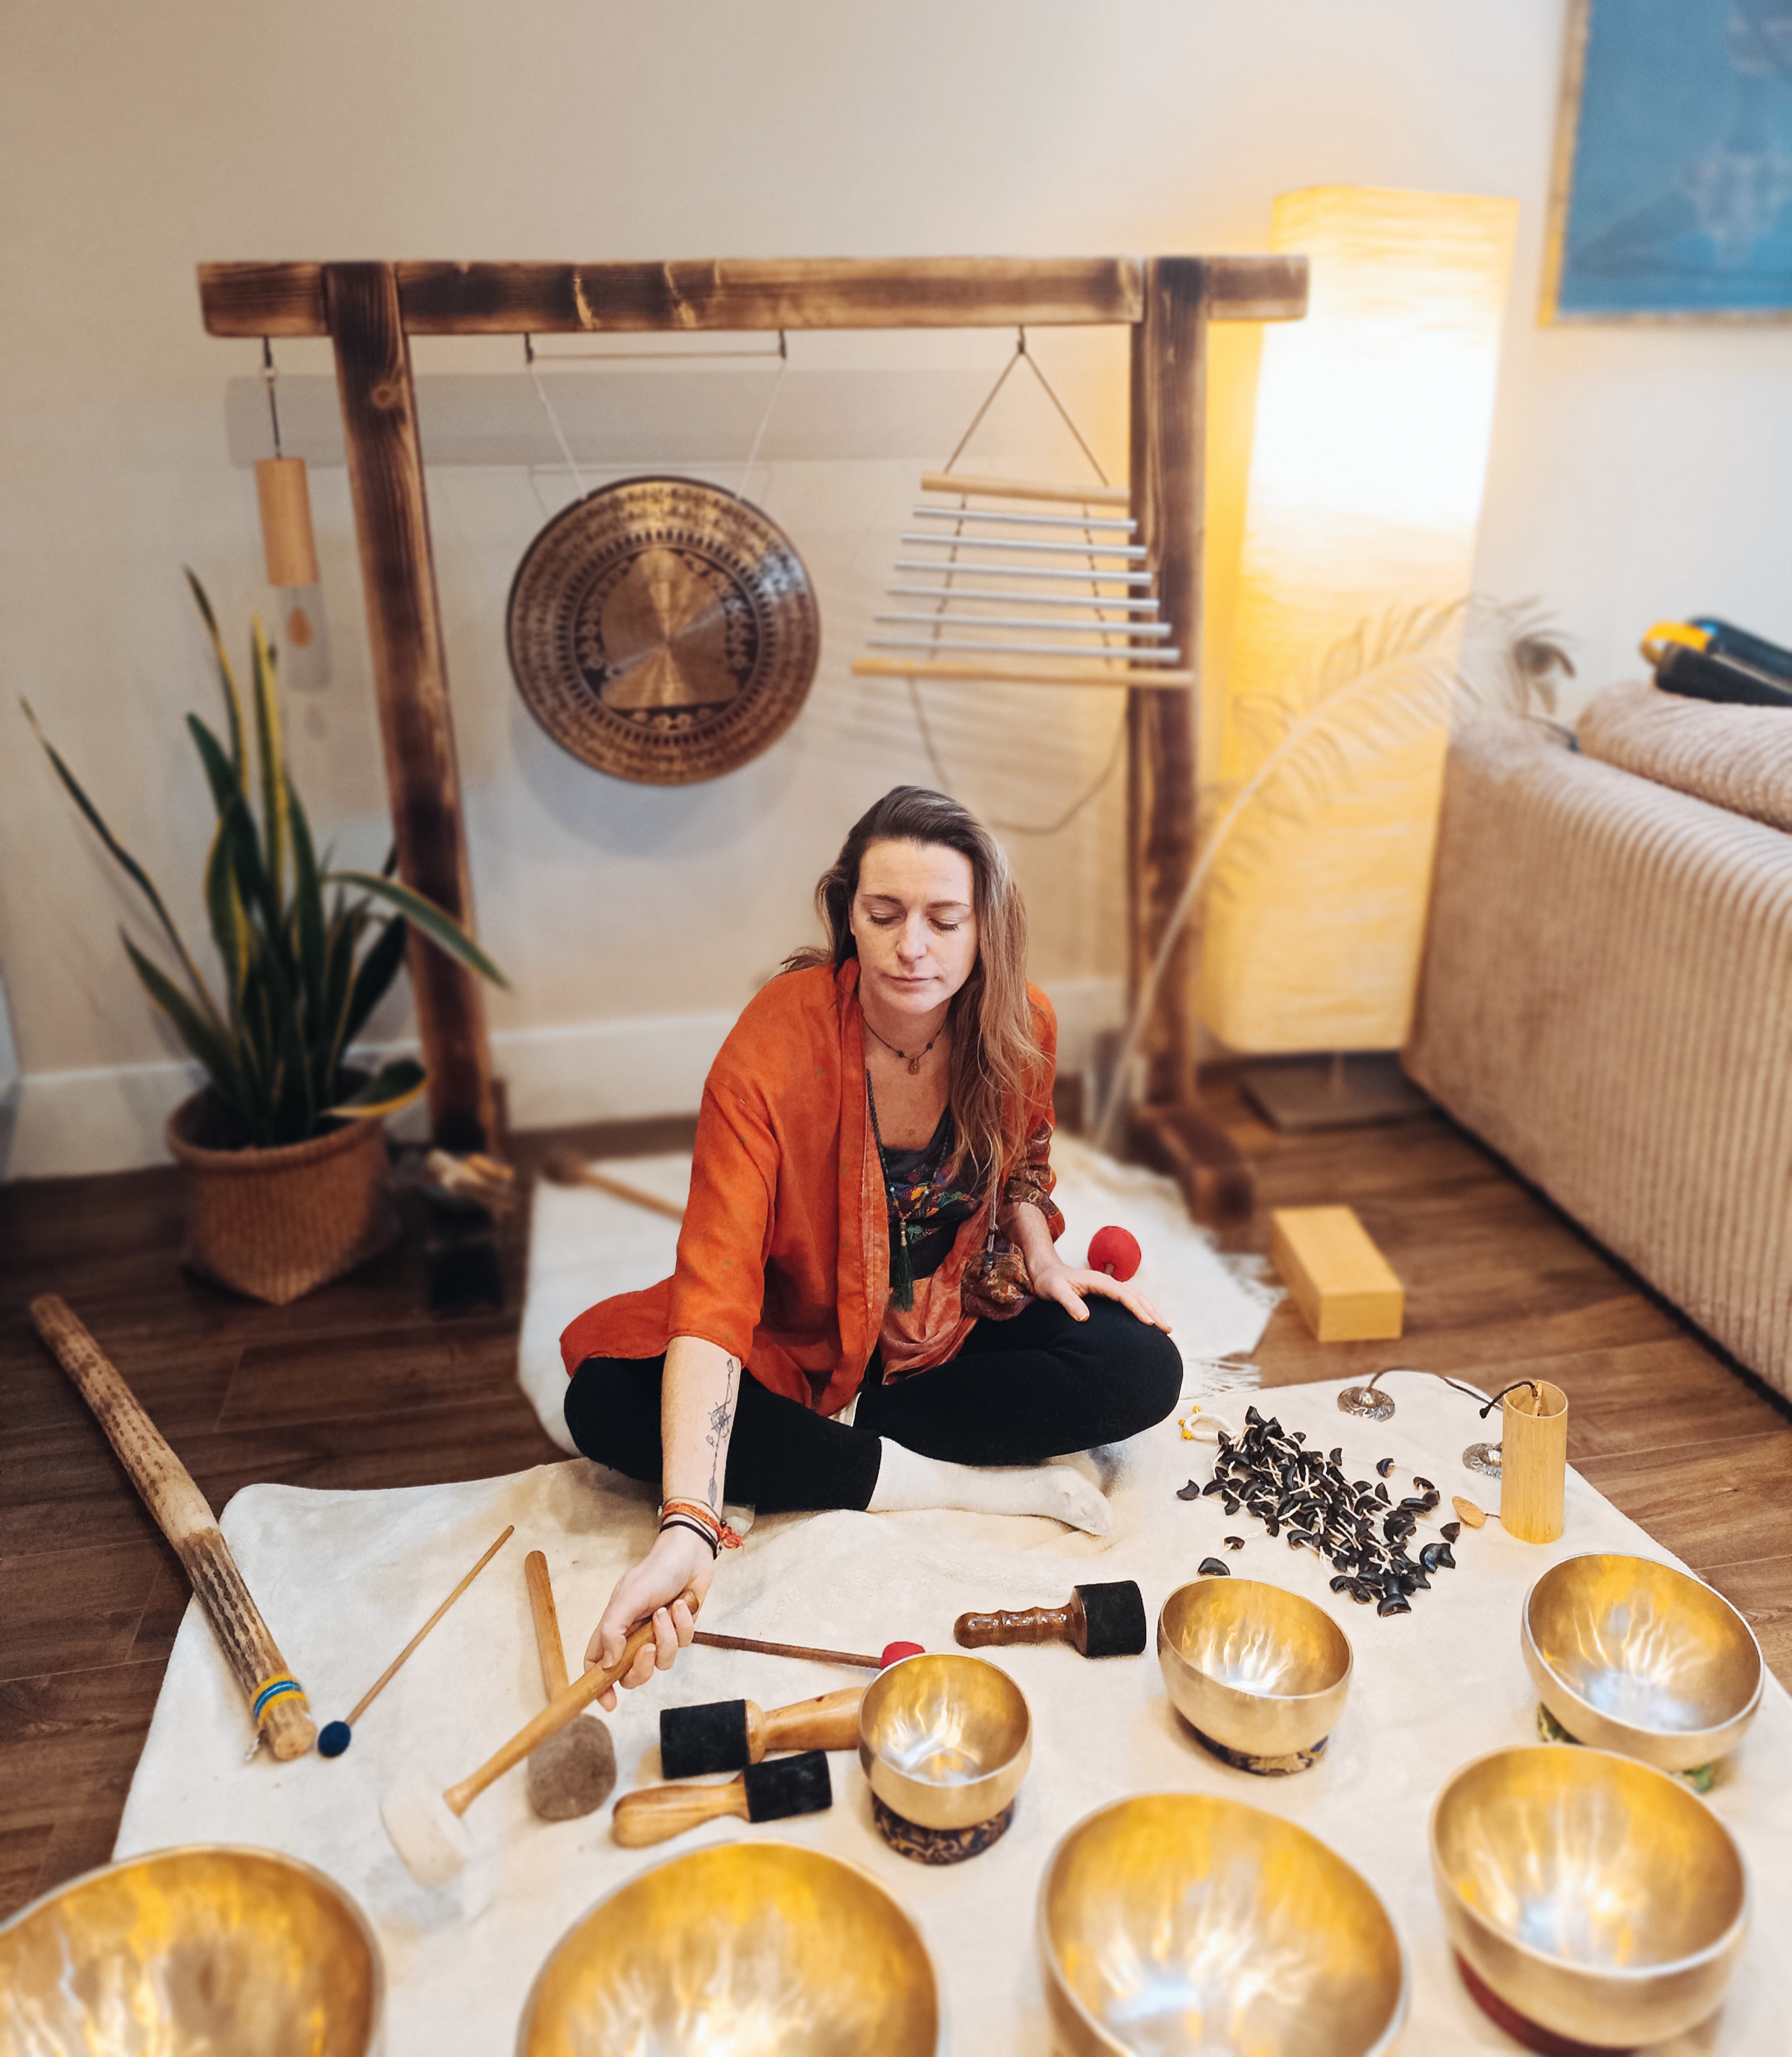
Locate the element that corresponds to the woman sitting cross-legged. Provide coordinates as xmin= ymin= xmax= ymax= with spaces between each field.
xmin=563 ymin=785 xmax=1182 ymax=1702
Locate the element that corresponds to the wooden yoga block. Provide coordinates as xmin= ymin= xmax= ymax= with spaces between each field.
xmin=1270 ymin=1206 xmax=1404 ymax=1343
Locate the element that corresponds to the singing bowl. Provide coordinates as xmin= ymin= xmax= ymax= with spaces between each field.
xmin=1431 ymin=1746 xmax=1750 ymax=2048
xmin=1157 ymin=1576 xmax=1353 ymax=1760
xmin=0 ymin=1844 xmax=382 ymax=2056
xmin=516 ymin=1841 xmax=942 ymax=2055
xmin=858 ymin=1651 xmax=1031 ymax=1831
xmin=1038 ymin=1793 xmax=1406 ymax=2056
xmin=1522 ymin=1553 xmax=1764 ymax=1771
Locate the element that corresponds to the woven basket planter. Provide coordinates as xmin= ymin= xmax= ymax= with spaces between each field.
xmin=165 ymin=1088 xmax=401 ymax=1305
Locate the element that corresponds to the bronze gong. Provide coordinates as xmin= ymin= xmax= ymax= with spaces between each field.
xmin=506 ymin=475 xmax=820 ymax=785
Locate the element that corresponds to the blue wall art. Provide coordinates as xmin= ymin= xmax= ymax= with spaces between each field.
xmin=1546 ymin=0 xmax=1792 ymax=318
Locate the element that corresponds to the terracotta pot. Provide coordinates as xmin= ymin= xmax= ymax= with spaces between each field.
xmin=164 ymin=1089 xmax=401 ymax=1305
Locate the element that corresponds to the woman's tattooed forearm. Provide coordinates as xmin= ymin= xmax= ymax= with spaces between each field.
xmin=705 ymin=1356 xmax=739 ymax=1509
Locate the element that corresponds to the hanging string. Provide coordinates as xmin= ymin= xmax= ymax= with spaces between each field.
xmin=261 ymin=339 xmax=284 ymax=458
xmin=524 ymin=335 xmax=589 ymax=499
xmin=909 ymin=327 xmax=1128 ymax=835
xmin=523 ymin=330 xmax=790 ymax=509
xmin=736 ymin=331 xmax=788 ymax=500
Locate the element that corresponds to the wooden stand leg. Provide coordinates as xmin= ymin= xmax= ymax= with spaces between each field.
xmin=1125 ymin=259 xmax=1254 ymax=1220
xmin=325 ymin=261 xmax=497 ymax=1154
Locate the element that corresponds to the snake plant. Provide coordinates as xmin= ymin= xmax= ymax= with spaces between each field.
xmin=24 ymin=572 xmax=507 ymax=1150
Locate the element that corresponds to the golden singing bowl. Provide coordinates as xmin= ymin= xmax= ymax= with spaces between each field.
xmin=0 ymin=1843 xmax=382 ymax=2056
xmin=858 ymin=1651 xmax=1032 ymax=1831
xmin=1431 ymin=1745 xmax=1750 ymax=2047
xmin=1157 ymin=1576 xmax=1353 ymax=1761
xmin=516 ymin=1840 xmax=942 ymax=2055
xmin=1039 ymin=1793 xmax=1406 ymax=2056
xmin=1522 ymin=1553 xmax=1763 ymax=1771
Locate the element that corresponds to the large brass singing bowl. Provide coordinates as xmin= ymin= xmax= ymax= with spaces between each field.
xmin=1431 ymin=1745 xmax=1750 ymax=2047
xmin=0 ymin=1843 xmax=382 ymax=2056
xmin=516 ymin=1841 xmax=943 ymax=2055
xmin=858 ymin=1651 xmax=1031 ymax=1830
xmin=1038 ymin=1793 xmax=1406 ymax=2056
xmin=1522 ymin=1553 xmax=1763 ymax=1771
xmin=1157 ymin=1576 xmax=1353 ymax=1760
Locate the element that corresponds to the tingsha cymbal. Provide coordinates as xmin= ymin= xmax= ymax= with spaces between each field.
xmin=506 ymin=475 xmax=820 ymax=786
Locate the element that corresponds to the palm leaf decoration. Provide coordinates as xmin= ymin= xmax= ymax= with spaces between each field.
xmin=1093 ymin=595 xmax=1572 ymax=1149
xmin=26 ymin=574 xmax=508 ymax=1149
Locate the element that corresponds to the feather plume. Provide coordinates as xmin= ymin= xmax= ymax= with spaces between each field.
xmin=1094 ymin=596 xmax=1573 ymax=1149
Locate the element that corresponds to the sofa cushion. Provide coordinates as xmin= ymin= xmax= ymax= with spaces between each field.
xmin=1577 ymin=678 xmax=1792 ymax=833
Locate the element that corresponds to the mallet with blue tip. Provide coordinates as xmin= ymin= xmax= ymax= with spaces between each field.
xmin=317 ymin=1523 xmax=515 ymax=1757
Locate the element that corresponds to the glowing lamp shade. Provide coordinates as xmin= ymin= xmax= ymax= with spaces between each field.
xmin=1202 ymin=187 xmax=1518 ymax=1052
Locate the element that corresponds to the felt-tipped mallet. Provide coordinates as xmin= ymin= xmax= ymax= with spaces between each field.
xmin=523 ymin=1550 xmax=617 ymax=1820
xmin=1087 ymin=1225 xmax=1142 ymax=1281
xmin=318 ymin=1524 xmax=515 ymax=1758
xmin=690 ymin=1630 xmax=922 ymax=1670
xmin=659 ymin=1687 xmax=863 ymax=1779
xmin=381 ymin=1584 xmax=698 ymax=1888
xmin=954 ymin=1580 xmax=1147 ymax=1659
xmin=611 ymin=1750 xmax=833 ymax=1849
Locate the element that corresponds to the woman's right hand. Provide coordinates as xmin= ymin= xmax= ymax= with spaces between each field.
xmin=583 ymin=1522 xmax=718 ymax=1712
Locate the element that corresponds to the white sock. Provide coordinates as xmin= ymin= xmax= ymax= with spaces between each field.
xmin=866 ymin=1438 xmax=1112 ymax=1535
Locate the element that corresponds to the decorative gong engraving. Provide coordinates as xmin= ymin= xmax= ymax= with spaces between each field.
xmin=506 ymin=475 xmax=820 ymax=785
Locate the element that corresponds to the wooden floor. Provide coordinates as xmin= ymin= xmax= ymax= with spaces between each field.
xmin=2 ymin=1090 xmax=1788 ymax=1922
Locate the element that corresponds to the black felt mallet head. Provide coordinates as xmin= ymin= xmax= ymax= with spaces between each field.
xmin=953 ymin=1579 xmax=1147 ymax=1657
xmin=660 ymin=1685 xmax=865 ymax=1779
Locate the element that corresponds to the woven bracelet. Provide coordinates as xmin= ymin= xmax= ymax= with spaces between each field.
xmin=659 ymin=1512 xmax=720 ymax=1558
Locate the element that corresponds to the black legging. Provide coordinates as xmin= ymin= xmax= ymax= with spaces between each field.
xmin=564 ymin=1294 xmax=1182 ymax=1512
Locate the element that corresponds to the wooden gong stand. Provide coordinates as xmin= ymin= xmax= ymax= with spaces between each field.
xmin=196 ymin=257 xmax=1307 ymax=1195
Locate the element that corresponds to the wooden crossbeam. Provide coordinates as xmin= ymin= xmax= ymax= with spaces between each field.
xmin=198 ymin=255 xmax=1308 ymax=338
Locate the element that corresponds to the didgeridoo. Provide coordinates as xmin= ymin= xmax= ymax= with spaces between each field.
xmin=29 ymin=1294 xmax=317 ymax=1760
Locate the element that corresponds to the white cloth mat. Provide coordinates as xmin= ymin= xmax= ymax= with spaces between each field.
xmin=517 ymin=1134 xmax=1280 ymax=1453
xmin=115 ymin=1371 xmax=1792 ymax=2055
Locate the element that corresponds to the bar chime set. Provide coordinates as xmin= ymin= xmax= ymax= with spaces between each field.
xmin=852 ymin=466 xmax=1193 ymax=696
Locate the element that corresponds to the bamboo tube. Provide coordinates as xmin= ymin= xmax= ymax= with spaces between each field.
xmin=852 ymin=656 xmax=1193 ymax=690
xmin=919 ymin=471 xmax=1131 ymax=508
xmin=29 ymin=1295 xmax=317 ymax=1759
xmin=1499 ymin=1380 xmax=1568 ymax=1544
xmin=255 ymin=456 xmax=320 ymax=587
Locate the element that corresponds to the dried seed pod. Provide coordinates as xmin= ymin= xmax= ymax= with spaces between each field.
xmin=1374 ymin=1481 xmax=1391 ymax=1504
xmin=1376 ymin=1457 xmax=1396 ymax=1478
xmin=1377 ymin=1595 xmax=1412 ymax=1617
xmin=1328 ymin=1447 xmax=1343 ymax=1466
xmin=1222 ymin=1535 xmax=1246 ymax=1551
xmin=1412 ymin=1476 xmax=1435 ymax=1491
xmin=1329 ymin=1574 xmax=1356 ymax=1593
xmin=1176 ymin=1480 xmax=1201 ymax=1501
xmin=1264 ymin=1518 xmax=1281 ymax=1538
xmin=1440 ymin=1521 xmax=1461 ymax=1544
xmin=1197 ymin=1557 xmax=1231 ymax=1578
xmin=1452 ymin=1495 xmax=1488 ymax=1529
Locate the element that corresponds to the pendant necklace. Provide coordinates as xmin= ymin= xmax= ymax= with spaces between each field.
xmin=864 ymin=1016 xmax=939 ymax=1075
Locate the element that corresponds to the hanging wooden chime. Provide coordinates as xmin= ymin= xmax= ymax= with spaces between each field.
xmin=254 ymin=341 xmax=329 ymax=688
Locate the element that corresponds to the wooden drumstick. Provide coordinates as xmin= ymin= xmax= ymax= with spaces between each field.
xmin=691 ymin=1630 xmax=923 ymax=1670
xmin=28 ymin=1294 xmax=317 ymax=1761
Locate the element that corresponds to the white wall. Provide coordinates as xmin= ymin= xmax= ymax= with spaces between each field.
xmin=3 ymin=1 xmax=1787 ymax=1176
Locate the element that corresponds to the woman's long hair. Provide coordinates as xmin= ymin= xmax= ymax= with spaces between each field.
xmin=785 ymin=787 xmax=1044 ymax=1183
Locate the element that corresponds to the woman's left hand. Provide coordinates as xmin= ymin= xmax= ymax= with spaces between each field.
xmin=1028 ymin=1258 xmax=1169 ymax=1331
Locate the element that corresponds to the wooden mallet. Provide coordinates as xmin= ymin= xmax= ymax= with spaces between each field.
xmin=954 ymin=1580 xmax=1147 ymax=1659
xmin=612 ymin=1751 xmax=833 ymax=1849
xmin=380 ymin=1585 xmax=699 ymax=1888
xmin=523 ymin=1550 xmax=617 ymax=1820
xmin=318 ymin=1525 xmax=515 ymax=1757
xmin=29 ymin=1294 xmax=316 ymax=1760
xmin=660 ymin=1687 xmax=863 ymax=1779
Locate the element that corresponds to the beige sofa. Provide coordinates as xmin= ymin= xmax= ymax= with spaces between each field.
xmin=1405 ymin=685 xmax=1792 ymax=1401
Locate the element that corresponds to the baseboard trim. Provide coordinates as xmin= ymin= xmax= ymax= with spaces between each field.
xmin=1 ymin=978 xmax=1125 ymax=1180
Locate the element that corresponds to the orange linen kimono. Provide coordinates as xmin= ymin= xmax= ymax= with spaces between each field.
xmin=559 ymin=960 xmax=1064 ymax=1416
